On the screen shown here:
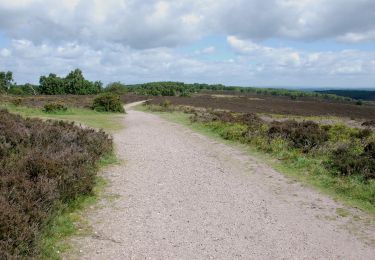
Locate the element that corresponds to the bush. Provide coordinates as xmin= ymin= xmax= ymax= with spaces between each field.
xmin=8 ymin=87 xmax=24 ymax=95
xmin=43 ymin=102 xmax=68 ymax=113
xmin=362 ymin=120 xmax=375 ymax=128
xmin=0 ymin=110 xmax=112 ymax=258
xmin=11 ymin=98 xmax=22 ymax=106
xmin=161 ymin=100 xmax=172 ymax=109
xmin=327 ymin=141 xmax=375 ymax=180
xmin=268 ymin=120 xmax=329 ymax=152
xmin=91 ymin=93 xmax=125 ymax=113
xmin=191 ymin=111 xmax=262 ymax=127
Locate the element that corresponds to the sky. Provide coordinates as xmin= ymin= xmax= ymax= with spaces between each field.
xmin=0 ymin=0 xmax=375 ymax=88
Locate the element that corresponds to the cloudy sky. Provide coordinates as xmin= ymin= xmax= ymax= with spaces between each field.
xmin=0 ymin=0 xmax=375 ymax=88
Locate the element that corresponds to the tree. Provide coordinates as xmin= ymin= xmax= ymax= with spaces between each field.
xmin=0 ymin=71 xmax=13 ymax=93
xmin=105 ymin=82 xmax=128 ymax=95
xmin=39 ymin=69 xmax=102 ymax=95
xmin=39 ymin=73 xmax=66 ymax=94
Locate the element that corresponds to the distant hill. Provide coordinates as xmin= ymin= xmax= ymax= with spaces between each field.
xmin=316 ymin=90 xmax=375 ymax=101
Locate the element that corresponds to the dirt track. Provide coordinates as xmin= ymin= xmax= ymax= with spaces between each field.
xmin=72 ymin=103 xmax=375 ymax=259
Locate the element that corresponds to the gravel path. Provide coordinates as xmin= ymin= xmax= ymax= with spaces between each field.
xmin=73 ymin=103 xmax=375 ymax=259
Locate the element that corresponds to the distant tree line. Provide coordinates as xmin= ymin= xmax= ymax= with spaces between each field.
xmin=122 ymin=81 xmax=356 ymax=102
xmin=317 ymin=90 xmax=375 ymax=101
xmin=0 ymin=69 xmax=102 ymax=95
xmin=0 ymin=70 xmax=366 ymax=103
xmin=124 ymin=82 xmax=228 ymax=96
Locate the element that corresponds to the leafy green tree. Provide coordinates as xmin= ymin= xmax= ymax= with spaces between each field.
xmin=9 ymin=83 xmax=39 ymax=95
xmin=39 ymin=73 xmax=66 ymax=94
xmin=105 ymin=82 xmax=128 ymax=95
xmin=0 ymin=71 xmax=13 ymax=93
xmin=39 ymin=69 xmax=102 ymax=95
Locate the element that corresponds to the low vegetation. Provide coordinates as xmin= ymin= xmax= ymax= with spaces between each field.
xmin=144 ymin=102 xmax=375 ymax=213
xmin=146 ymin=94 xmax=375 ymax=120
xmin=0 ymin=110 xmax=112 ymax=258
xmin=43 ymin=102 xmax=68 ymax=113
xmin=0 ymin=95 xmax=95 ymax=109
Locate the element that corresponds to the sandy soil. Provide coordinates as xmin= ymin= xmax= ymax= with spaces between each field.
xmin=71 ymin=102 xmax=375 ymax=260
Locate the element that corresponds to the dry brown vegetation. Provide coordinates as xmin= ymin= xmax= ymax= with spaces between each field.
xmin=147 ymin=93 xmax=375 ymax=120
xmin=0 ymin=110 xmax=112 ymax=258
xmin=0 ymin=95 xmax=94 ymax=108
xmin=0 ymin=93 xmax=147 ymax=110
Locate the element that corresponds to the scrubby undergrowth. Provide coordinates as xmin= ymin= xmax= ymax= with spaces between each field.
xmin=144 ymin=103 xmax=375 ymax=212
xmin=0 ymin=109 xmax=112 ymax=258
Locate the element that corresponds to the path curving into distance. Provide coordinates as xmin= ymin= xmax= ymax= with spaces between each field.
xmin=73 ymin=102 xmax=375 ymax=259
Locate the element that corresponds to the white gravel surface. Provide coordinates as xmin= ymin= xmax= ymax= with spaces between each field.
xmin=72 ymin=103 xmax=375 ymax=260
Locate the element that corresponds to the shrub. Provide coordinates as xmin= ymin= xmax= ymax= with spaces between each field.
xmin=8 ymin=87 xmax=24 ymax=95
xmin=327 ymin=142 xmax=375 ymax=180
xmin=43 ymin=102 xmax=67 ymax=113
xmin=268 ymin=120 xmax=329 ymax=152
xmin=327 ymin=124 xmax=357 ymax=142
xmin=161 ymin=100 xmax=172 ymax=109
xmin=191 ymin=111 xmax=262 ymax=127
xmin=219 ymin=123 xmax=248 ymax=140
xmin=353 ymin=128 xmax=373 ymax=139
xmin=91 ymin=93 xmax=125 ymax=113
xmin=43 ymin=102 xmax=68 ymax=113
xmin=190 ymin=111 xmax=218 ymax=123
xmin=11 ymin=98 xmax=22 ymax=106
xmin=0 ymin=110 xmax=112 ymax=258
xmin=362 ymin=120 xmax=375 ymax=128
xmin=237 ymin=113 xmax=262 ymax=127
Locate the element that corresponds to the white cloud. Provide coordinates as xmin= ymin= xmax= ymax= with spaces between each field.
xmin=227 ymin=36 xmax=375 ymax=79
xmin=337 ymin=30 xmax=375 ymax=43
xmin=195 ymin=46 xmax=215 ymax=55
xmin=0 ymin=1 xmax=375 ymax=87
xmin=0 ymin=48 xmax=11 ymax=57
xmin=1 ymin=38 xmax=374 ymax=87
xmin=1 ymin=0 xmax=375 ymax=48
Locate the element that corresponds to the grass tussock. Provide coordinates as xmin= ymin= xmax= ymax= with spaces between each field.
xmin=0 ymin=109 xmax=112 ymax=259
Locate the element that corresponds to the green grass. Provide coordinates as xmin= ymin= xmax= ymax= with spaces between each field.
xmin=0 ymin=104 xmax=124 ymax=131
xmin=137 ymin=105 xmax=375 ymax=216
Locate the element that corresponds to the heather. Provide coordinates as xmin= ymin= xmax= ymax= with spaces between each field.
xmin=0 ymin=109 xmax=112 ymax=258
